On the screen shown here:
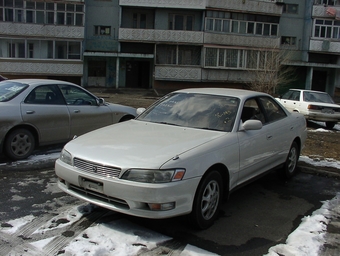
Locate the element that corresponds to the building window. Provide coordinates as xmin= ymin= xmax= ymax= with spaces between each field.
xmin=156 ymin=45 xmax=200 ymax=66
xmin=133 ymin=13 xmax=146 ymax=28
xmin=281 ymin=36 xmax=296 ymax=45
xmin=283 ymin=4 xmax=298 ymax=14
xmin=169 ymin=14 xmax=194 ymax=31
xmin=0 ymin=39 xmax=81 ymax=60
xmin=204 ymin=47 xmax=277 ymax=70
xmin=0 ymin=0 xmax=84 ymax=26
xmin=314 ymin=19 xmax=340 ymax=39
xmin=205 ymin=11 xmax=279 ymax=37
xmin=94 ymin=26 xmax=111 ymax=36
xmin=314 ymin=0 xmax=340 ymax=6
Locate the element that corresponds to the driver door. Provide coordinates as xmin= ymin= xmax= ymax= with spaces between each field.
xmin=58 ymin=85 xmax=113 ymax=138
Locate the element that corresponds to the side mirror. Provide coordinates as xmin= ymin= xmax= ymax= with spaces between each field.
xmin=96 ymin=98 xmax=105 ymax=106
xmin=240 ymin=120 xmax=262 ymax=131
xmin=136 ymin=108 xmax=146 ymax=115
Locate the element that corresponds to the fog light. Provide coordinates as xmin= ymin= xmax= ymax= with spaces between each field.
xmin=148 ymin=202 xmax=175 ymax=211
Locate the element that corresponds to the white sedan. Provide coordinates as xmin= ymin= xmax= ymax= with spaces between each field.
xmin=276 ymin=89 xmax=340 ymax=129
xmin=55 ymin=88 xmax=307 ymax=229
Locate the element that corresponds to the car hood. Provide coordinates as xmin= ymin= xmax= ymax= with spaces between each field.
xmin=65 ymin=120 xmax=225 ymax=169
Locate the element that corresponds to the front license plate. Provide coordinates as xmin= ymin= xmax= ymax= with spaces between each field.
xmin=82 ymin=179 xmax=104 ymax=193
xmin=322 ymin=108 xmax=334 ymax=114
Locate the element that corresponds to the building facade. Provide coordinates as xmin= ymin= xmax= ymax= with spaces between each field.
xmin=1 ymin=0 xmax=339 ymax=96
xmin=0 ymin=0 xmax=84 ymax=84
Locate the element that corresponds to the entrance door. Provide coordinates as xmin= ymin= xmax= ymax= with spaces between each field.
xmin=126 ymin=61 xmax=150 ymax=88
xmin=312 ymin=70 xmax=327 ymax=92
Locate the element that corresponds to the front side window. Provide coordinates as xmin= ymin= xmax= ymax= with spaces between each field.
xmin=58 ymin=85 xmax=97 ymax=105
xmin=259 ymin=97 xmax=287 ymax=123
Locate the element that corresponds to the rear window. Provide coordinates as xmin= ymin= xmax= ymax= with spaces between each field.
xmin=0 ymin=81 xmax=28 ymax=102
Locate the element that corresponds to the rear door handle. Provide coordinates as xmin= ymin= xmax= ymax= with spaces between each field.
xmin=74 ymin=110 xmax=80 ymax=113
xmin=267 ymin=135 xmax=273 ymax=140
xmin=26 ymin=110 xmax=35 ymax=114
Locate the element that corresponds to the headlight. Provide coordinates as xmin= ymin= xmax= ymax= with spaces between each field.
xmin=121 ymin=168 xmax=185 ymax=183
xmin=60 ymin=149 xmax=72 ymax=166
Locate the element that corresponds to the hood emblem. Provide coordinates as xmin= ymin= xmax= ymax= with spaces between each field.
xmin=92 ymin=166 xmax=98 ymax=173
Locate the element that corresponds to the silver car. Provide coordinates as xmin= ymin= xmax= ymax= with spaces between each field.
xmin=0 ymin=79 xmax=136 ymax=160
xmin=55 ymin=88 xmax=307 ymax=229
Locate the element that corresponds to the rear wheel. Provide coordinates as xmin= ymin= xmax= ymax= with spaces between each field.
xmin=280 ymin=141 xmax=299 ymax=179
xmin=4 ymin=129 xmax=35 ymax=160
xmin=190 ymin=171 xmax=223 ymax=230
xmin=325 ymin=121 xmax=336 ymax=130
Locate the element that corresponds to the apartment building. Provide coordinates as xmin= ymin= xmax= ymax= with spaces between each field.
xmin=1 ymin=0 xmax=339 ymax=96
xmin=0 ymin=0 xmax=84 ymax=84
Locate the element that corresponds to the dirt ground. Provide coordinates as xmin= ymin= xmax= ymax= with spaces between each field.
xmin=90 ymin=88 xmax=340 ymax=163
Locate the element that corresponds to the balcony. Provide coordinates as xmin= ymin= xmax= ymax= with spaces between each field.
xmin=0 ymin=59 xmax=83 ymax=76
xmin=119 ymin=0 xmax=282 ymax=14
xmin=119 ymin=28 xmax=204 ymax=44
xmin=313 ymin=5 xmax=340 ymax=18
xmin=155 ymin=65 xmax=254 ymax=83
xmin=204 ymin=32 xmax=280 ymax=48
xmin=119 ymin=0 xmax=206 ymax=9
xmin=207 ymin=0 xmax=282 ymax=16
xmin=310 ymin=38 xmax=340 ymax=54
xmin=155 ymin=66 xmax=202 ymax=81
xmin=0 ymin=23 xmax=84 ymax=39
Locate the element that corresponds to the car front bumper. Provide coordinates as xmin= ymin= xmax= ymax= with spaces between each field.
xmin=55 ymin=159 xmax=200 ymax=219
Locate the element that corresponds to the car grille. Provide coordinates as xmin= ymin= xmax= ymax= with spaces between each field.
xmin=74 ymin=158 xmax=121 ymax=179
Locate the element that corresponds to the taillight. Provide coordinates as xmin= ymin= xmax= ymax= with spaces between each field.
xmin=307 ymin=105 xmax=321 ymax=110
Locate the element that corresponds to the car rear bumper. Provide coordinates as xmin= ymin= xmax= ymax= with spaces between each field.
xmin=55 ymin=159 xmax=200 ymax=219
xmin=304 ymin=112 xmax=340 ymax=123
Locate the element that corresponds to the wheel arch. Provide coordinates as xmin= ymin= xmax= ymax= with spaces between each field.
xmin=204 ymin=163 xmax=230 ymax=200
xmin=119 ymin=114 xmax=135 ymax=122
xmin=3 ymin=124 xmax=39 ymax=151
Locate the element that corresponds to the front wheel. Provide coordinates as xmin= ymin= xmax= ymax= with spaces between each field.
xmin=190 ymin=171 xmax=223 ymax=230
xmin=325 ymin=121 xmax=336 ymax=130
xmin=4 ymin=129 xmax=35 ymax=160
xmin=280 ymin=141 xmax=299 ymax=179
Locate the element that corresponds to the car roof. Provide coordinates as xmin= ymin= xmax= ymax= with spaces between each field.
xmin=174 ymin=88 xmax=268 ymax=99
xmin=5 ymin=79 xmax=77 ymax=87
xmin=289 ymin=89 xmax=328 ymax=94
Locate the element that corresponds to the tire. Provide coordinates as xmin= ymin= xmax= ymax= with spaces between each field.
xmin=4 ymin=129 xmax=35 ymax=160
xmin=325 ymin=121 xmax=336 ymax=130
xmin=190 ymin=171 xmax=223 ymax=230
xmin=280 ymin=141 xmax=299 ymax=179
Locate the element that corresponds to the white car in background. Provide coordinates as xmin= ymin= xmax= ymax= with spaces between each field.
xmin=276 ymin=89 xmax=340 ymax=129
xmin=55 ymin=88 xmax=307 ymax=229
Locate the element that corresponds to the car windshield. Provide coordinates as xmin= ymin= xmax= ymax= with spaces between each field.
xmin=303 ymin=91 xmax=334 ymax=103
xmin=0 ymin=81 xmax=28 ymax=102
xmin=137 ymin=92 xmax=240 ymax=132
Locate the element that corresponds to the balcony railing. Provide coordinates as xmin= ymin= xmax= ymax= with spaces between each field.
xmin=119 ymin=0 xmax=206 ymax=9
xmin=119 ymin=0 xmax=282 ymax=14
xmin=0 ymin=23 xmax=84 ymax=39
xmin=204 ymin=32 xmax=280 ymax=48
xmin=0 ymin=60 xmax=83 ymax=75
xmin=155 ymin=66 xmax=202 ymax=81
xmin=119 ymin=28 xmax=204 ymax=44
xmin=310 ymin=38 xmax=340 ymax=54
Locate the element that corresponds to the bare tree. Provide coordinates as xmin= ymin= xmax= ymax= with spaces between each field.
xmin=247 ymin=48 xmax=298 ymax=95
